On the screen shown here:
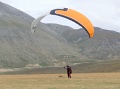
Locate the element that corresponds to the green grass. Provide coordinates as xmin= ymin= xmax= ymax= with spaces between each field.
xmin=0 ymin=73 xmax=120 ymax=89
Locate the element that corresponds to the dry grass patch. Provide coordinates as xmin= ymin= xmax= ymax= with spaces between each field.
xmin=0 ymin=73 xmax=120 ymax=89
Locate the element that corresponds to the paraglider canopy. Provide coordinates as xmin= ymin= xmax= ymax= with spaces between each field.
xmin=31 ymin=8 xmax=94 ymax=38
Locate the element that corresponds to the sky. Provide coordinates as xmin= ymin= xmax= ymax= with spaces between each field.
xmin=0 ymin=0 xmax=120 ymax=32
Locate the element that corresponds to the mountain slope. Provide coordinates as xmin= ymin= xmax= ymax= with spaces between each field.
xmin=0 ymin=2 xmax=86 ymax=68
xmin=0 ymin=2 xmax=120 ymax=70
xmin=46 ymin=24 xmax=120 ymax=60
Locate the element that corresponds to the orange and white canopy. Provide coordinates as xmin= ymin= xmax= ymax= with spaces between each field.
xmin=31 ymin=8 xmax=94 ymax=38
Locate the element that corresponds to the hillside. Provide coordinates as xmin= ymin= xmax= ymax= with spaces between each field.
xmin=0 ymin=1 xmax=120 ymax=72
xmin=0 ymin=2 xmax=86 ymax=68
xmin=46 ymin=24 xmax=120 ymax=60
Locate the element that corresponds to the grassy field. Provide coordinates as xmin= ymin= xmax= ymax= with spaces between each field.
xmin=0 ymin=73 xmax=120 ymax=89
